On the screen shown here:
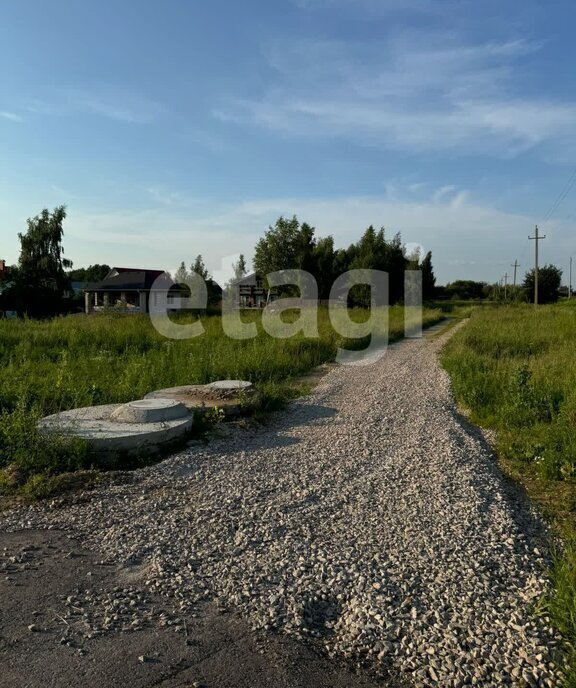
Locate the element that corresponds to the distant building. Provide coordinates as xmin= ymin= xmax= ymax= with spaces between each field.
xmin=84 ymin=267 xmax=172 ymax=314
xmin=0 ymin=259 xmax=6 ymax=282
xmin=84 ymin=267 xmax=222 ymax=314
xmin=233 ymin=273 xmax=275 ymax=308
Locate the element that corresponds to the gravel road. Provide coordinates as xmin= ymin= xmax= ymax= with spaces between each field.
xmin=2 ymin=323 xmax=564 ymax=687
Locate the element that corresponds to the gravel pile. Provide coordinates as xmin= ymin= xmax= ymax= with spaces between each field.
xmin=3 ymin=325 xmax=564 ymax=687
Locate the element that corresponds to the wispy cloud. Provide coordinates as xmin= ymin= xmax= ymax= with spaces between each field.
xmin=214 ymin=33 xmax=574 ymax=158
xmin=294 ymin=0 xmax=444 ymax=13
xmin=68 ymin=88 xmax=165 ymax=123
xmin=0 ymin=111 xmax=23 ymax=123
xmin=146 ymin=186 xmax=189 ymax=206
xmin=22 ymin=88 xmax=165 ymax=124
xmin=62 ymin=185 xmax=549 ymax=284
xmin=293 ymin=0 xmax=536 ymax=24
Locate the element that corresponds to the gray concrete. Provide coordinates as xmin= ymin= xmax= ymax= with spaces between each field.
xmin=38 ymin=400 xmax=193 ymax=457
xmin=110 ymin=399 xmax=189 ymax=424
xmin=205 ymin=380 xmax=254 ymax=395
xmin=0 ymin=530 xmax=396 ymax=688
xmin=145 ymin=381 xmax=256 ymax=418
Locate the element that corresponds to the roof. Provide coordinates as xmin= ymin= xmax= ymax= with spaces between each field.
xmin=86 ymin=267 xmax=223 ymax=294
xmin=106 ymin=267 xmax=165 ymax=277
xmin=232 ymin=272 xmax=260 ymax=286
xmin=87 ymin=270 xmax=174 ymax=292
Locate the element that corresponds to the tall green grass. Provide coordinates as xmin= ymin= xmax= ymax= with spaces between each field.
xmin=0 ymin=306 xmax=443 ymax=485
xmin=442 ymin=305 xmax=576 ymax=480
xmin=442 ymin=304 xmax=576 ymax=684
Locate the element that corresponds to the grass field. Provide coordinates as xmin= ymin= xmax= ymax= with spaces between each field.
xmin=442 ymin=303 xmax=576 ymax=685
xmin=0 ymin=305 xmax=443 ymax=494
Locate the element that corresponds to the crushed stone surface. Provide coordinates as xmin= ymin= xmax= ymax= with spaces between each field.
xmin=2 ymin=324 xmax=564 ymax=687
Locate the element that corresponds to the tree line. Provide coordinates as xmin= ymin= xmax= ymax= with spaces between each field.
xmin=1 ymin=207 xmax=438 ymax=317
xmin=253 ymin=216 xmax=436 ymax=304
xmin=438 ymin=265 xmax=563 ymax=304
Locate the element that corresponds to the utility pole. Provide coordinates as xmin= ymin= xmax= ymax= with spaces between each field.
xmin=511 ymin=260 xmax=520 ymax=287
xmin=528 ymin=225 xmax=546 ymax=306
xmin=570 ymin=256 xmax=573 ymax=299
xmin=504 ymin=272 xmax=508 ymax=300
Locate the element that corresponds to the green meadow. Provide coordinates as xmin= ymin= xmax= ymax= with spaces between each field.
xmin=0 ymin=306 xmax=443 ymax=492
xmin=442 ymin=303 xmax=576 ymax=685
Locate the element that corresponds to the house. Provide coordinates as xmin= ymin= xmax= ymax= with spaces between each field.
xmin=233 ymin=273 xmax=271 ymax=308
xmin=84 ymin=267 xmax=172 ymax=314
xmin=84 ymin=267 xmax=222 ymax=314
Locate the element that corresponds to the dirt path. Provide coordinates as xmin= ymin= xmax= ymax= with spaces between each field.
xmin=1 ymin=324 xmax=561 ymax=687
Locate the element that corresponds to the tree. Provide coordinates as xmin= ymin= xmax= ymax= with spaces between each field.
xmin=420 ymin=251 xmax=436 ymax=301
xmin=253 ymin=216 xmax=316 ymax=277
xmin=523 ymin=264 xmax=562 ymax=304
xmin=191 ymin=254 xmax=209 ymax=280
xmin=17 ymin=206 xmax=72 ymax=316
xmin=313 ymin=236 xmax=337 ymax=299
xmin=345 ymin=226 xmax=408 ymax=305
xmin=68 ymin=264 xmax=110 ymax=284
xmin=444 ymin=280 xmax=487 ymax=301
xmin=174 ymin=261 xmax=189 ymax=284
xmin=295 ymin=222 xmax=317 ymax=273
xmin=233 ymin=254 xmax=247 ymax=280
xmin=253 ymin=216 xmax=321 ymax=298
xmin=0 ymin=264 xmax=19 ymax=312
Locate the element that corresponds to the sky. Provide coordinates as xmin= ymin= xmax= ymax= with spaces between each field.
xmin=1 ymin=0 xmax=576 ymax=285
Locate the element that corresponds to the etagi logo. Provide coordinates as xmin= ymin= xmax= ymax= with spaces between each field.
xmin=149 ymin=268 xmax=423 ymax=367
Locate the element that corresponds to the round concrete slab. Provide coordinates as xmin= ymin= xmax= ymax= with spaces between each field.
xmin=144 ymin=382 xmax=256 ymax=418
xmin=205 ymin=380 xmax=253 ymax=393
xmin=38 ymin=400 xmax=193 ymax=458
xmin=110 ymin=398 xmax=189 ymax=424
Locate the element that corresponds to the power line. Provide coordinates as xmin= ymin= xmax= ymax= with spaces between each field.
xmin=540 ymin=168 xmax=576 ymax=226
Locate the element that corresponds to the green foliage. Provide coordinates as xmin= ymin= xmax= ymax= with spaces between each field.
xmin=442 ymin=305 xmax=576 ymax=681
xmin=253 ymin=216 xmax=436 ymax=305
xmin=16 ymin=206 xmax=72 ymax=317
xmin=442 ymin=305 xmax=576 ymax=480
xmin=0 ymin=306 xmax=443 ymax=487
xmin=0 ymin=403 xmax=90 ymax=486
xmin=67 ymin=264 xmax=111 ymax=284
xmin=233 ymin=254 xmax=247 ymax=280
xmin=443 ymin=280 xmax=489 ymax=301
xmin=253 ymin=216 xmax=315 ymax=284
xmin=540 ymin=540 xmax=576 ymax=687
xmin=347 ymin=226 xmax=406 ymax=305
xmin=191 ymin=254 xmax=209 ymax=280
xmin=174 ymin=261 xmax=189 ymax=284
xmin=523 ymin=264 xmax=563 ymax=304
xmin=420 ymin=251 xmax=436 ymax=301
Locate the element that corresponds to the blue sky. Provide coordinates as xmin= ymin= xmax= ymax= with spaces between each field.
xmin=1 ymin=0 xmax=576 ymax=284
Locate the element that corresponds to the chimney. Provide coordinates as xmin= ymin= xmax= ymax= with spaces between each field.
xmin=0 ymin=259 xmax=5 ymax=274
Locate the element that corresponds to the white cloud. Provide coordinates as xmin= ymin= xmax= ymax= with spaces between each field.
xmin=58 ymin=188 xmax=548 ymax=284
xmin=215 ymin=35 xmax=574 ymax=158
xmin=147 ymin=186 xmax=184 ymax=206
xmin=68 ymin=88 xmax=165 ymax=123
xmin=433 ymin=186 xmax=457 ymax=203
xmin=0 ymin=111 xmax=23 ymax=123
xmin=4 ymin=185 xmax=572 ymax=283
xmin=21 ymin=89 xmax=165 ymax=124
xmin=294 ymin=0 xmax=448 ymax=13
